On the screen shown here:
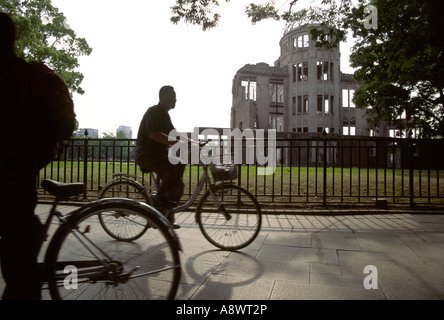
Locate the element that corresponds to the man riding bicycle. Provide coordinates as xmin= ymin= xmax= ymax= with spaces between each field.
xmin=134 ymin=85 xmax=191 ymax=229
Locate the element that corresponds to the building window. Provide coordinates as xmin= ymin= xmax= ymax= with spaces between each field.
xmin=349 ymin=90 xmax=355 ymax=108
xmin=297 ymin=96 xmax=302 ymax=114
xmin=298 ymin=95 xmax=309 ymax=114
xmin=317 ymin=61 xmax=327 ymax=80
xmin=324 ymin=96 xmax=330 ymax=114
xmin=303 ymin=95 xmax=309 ymax=114
xmin=241 ymin=79 xmax=257 ymax=101
xmin=342 ymin=89 xmax=355 ymax=108
xmin=296 ymin=34 xmax=309 ymax=48
xmin=317 ymin=95 xmax=331 ymax=114
xmin=270 ymin=81 xmax=284 ymax=104
xmin=389 ymin=129 xmax=411 ymax=138
xmin=343 ymin=126 xmax=356 ymax=136
xmin=317 ymin=95 xmax=323 ymax=113
xmin=292 ymin=97 xmax=296 ymax=115
xmin=297 ymin=61 xmax=308 ymax=81
xmin=342 ymin=89 xmax=349 ymax=107
xmin=269 ymin=115 xmax=284 ymax=132
xmin=317 ymin=61 xmax=334 ymax=81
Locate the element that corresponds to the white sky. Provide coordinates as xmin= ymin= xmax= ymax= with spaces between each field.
xmin=51 ymin=0 xmax=355 ymax=137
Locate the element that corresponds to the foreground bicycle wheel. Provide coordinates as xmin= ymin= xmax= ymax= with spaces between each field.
xmin=45 ymin=199 xmax=181 ymax=300
xmin=98 ymin=180 xmax=151 ymax=241
xmin=196 ymin=184 xmax=262 ymax=251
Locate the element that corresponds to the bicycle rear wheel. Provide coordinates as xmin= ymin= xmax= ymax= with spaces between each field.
xmin=98 ymin=179 xmax=151 ymax=241
xmin=45 ymin=199 xmax=181 ymax=300
xmin=196 ymin=184 xmax=262 ymax=251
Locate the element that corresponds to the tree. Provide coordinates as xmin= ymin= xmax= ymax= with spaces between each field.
xmin=170 ymin=0 xmax=444 ymax=137
xmin=347 ymin=0 xmax=444 ymax=138
xmin=0 ymin=0 xmax=92 ymax=95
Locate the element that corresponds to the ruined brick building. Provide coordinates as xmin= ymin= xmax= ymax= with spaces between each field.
xmin=231 ymin=25 xmax=368 ymax=136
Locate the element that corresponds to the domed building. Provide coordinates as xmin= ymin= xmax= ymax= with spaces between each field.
xmin=231 ymin=25 xmax=366 ymax=137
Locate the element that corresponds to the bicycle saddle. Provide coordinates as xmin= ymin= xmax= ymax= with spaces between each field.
xmin=42 ymin=179 xmax=85 ymax=199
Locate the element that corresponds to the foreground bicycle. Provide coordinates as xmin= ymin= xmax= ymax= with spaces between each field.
xmin=38 ymin=179 xmax=181 ymax=300
xmin=98 ymin=160 xmax=262 ymax=251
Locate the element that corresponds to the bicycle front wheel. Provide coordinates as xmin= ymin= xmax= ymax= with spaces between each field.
xmin=196 ymin=184 xmax=262 ymax=251
xmin=98 ymin=179 xmax=151 ymax=242
xmin=45 ymin=199 xmax=181 ymax=300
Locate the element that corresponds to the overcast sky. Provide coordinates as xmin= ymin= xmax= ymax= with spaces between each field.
xmin=51 ymin=0 xmax=355 ymax=137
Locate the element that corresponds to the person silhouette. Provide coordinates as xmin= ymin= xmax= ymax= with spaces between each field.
xmin=134 ymin=86 xmax=189 ymax=229
xmin=0 ymin=12 xmax=76 ymax=300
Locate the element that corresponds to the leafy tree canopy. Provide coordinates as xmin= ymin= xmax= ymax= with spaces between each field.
xmin=171 ymin=0 xmax=444 ymax=137
xmin=1 ymin=0 xmax=92 ymax=95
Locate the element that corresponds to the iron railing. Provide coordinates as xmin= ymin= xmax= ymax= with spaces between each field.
xmin=37 ymin=136 xmax=444 ymax=208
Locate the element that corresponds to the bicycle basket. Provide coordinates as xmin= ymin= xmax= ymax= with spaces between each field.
xmin=209 ymin=163 xmax=238 ymax=181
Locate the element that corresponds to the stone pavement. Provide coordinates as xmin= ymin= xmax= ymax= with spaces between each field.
xmin=173 ymin=208 xmax=444 ymax=300
xmin=1 ymin=204 xmax=444 ymax=300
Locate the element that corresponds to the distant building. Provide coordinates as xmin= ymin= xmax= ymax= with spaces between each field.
xmin=76 ymin=128 xmax=99 ymax=138
xmin=117 ymin=126 xmax=133 ymax=139
xmin=231 ymin=25 xmax=367 ymax=136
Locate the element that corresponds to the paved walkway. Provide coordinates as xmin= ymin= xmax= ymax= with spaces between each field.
xmin=173 ymin=208 xmax=444 ymax=300
xmin=1 ymin=204 xmax=444 ymax=300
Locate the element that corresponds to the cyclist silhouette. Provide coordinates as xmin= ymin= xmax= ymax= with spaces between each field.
xmin=134 ymin=86 xmax=191 ymax=229
xmin=0 ymin=12 xmax=76 ymax=299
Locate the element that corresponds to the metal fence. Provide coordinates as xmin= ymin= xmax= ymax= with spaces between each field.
xmin=37 ymin=136 xmax=444 ymax=208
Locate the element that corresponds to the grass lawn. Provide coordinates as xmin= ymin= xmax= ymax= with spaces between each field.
xmin=38 ymin=161 xmax=444 ymax=205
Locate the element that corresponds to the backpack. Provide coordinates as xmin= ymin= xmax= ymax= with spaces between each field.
xmin=0 ymin=58 xmax=76 ymax=182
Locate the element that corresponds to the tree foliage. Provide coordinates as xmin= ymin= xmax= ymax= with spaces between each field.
xmin=1 ymin=0 xmax=92 ymax=95
xmin=347 ymin=0 xmax=444 ymax=138
xmin=170 ymin=0 xmax=444 ymax=137
xmin=171 ymin=0 xmax=231 ymax=31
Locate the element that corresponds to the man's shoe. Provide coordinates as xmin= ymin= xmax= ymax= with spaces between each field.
xmin=165 ymin=210 xmax=181 ymax=229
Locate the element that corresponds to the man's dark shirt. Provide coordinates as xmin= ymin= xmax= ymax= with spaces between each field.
xmin=136 ymin=104 xmax=174 ymax=156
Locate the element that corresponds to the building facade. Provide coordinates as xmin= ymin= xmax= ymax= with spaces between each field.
xmin=231 ymin=26 xmax=367 ymax=136
xmin=117 ymin=126 xmax=133 ymax=139
xmin=75 ymin=128 xmax=99 ymax=138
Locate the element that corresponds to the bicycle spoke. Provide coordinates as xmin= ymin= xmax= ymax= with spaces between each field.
xmin=197 ymin=185 xmax=262 ymax=250
xmin=47 ymin=203 xmax=180 ymax=300
xmin=98 ymin=181 xmax=151 ymax=241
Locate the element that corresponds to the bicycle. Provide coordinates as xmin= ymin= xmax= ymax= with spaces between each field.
xmin=98 ymin=159 xmax=262 ymax=251
xmin=35 ymin=179 xmax=181 ymax=300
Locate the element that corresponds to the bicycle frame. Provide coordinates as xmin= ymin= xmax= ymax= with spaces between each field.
xmin=39 ymin=200 xmax=66 ymax=254
xmin=170 ymin=166 xmax=212 ymax=213
xmin=100 ymin=165 xmax=261 ymax=252
xmin=106 ymin=165 xmax=233 ymax=219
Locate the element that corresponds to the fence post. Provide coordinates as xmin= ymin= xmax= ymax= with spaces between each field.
xmin=409 ymin=139 xmax=415 ymax=207
xmin=323 ymin=131 xmax=327 ymax=206
xmin=83 ymin=130 xmax=89 ymax=199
